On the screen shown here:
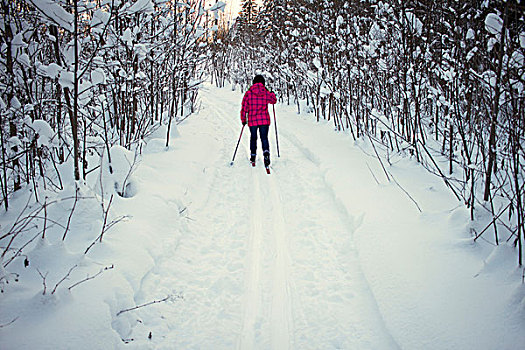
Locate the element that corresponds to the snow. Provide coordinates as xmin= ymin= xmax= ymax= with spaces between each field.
xmin=16 ymin=53 xmax=30 ymax=68
xmin=485 ymin=13 xmax=503 ymax=36
xmin=10 ymin=96 xmax=21 ymax=110
xmin=11 ymin=33 xmax=27 ymax=51
xmin=482 ymin=69 xmax=497 ymax=90
xmin=122 ymin=28 xmax=133 ymax=47
xmin=313 ymin=57 xmax=321 ymax=69
xmin=209 ymin=1 xmax=226 ymax=12
xmin=378 ymin=58 xmax=388 ymax=71
xmin=58 ymin=71 xmax=74 ymax=90
xmin=510 ymin=50 xmax=524 ymax=69
xmin=487 ymin=36 xmax=498 ymax=52
xmin=8 ymin=136 xmax=22 ymax=149
xmin=97 ymin=145 xmax=138 ymax=199
xmin=1 ymin=83 xmax=524 ymax=349
xmin=336 ymin=15 xmax=344 ymax=29
xmin=91 ymin=68 xmax=106 ymax=85
xmin=78 ymin=80 xmax=93 ymax=104
xmin=466 ymin=47 xmax=478 ymax=61
xmin=405 ymin=12 xmax=423 ymax=37
xmin=372 ymin=108 xmax=389 ymax=132
xmin=126 ymin=0 xmax=154 ymax=15
xmin=466 ymin=28 xmax=476 ymax=40
xmin=30 ymin=0 xmax=73 ymax=31
xmin=38 ymin=63 xmax=62 ymax=79
xmin=91 ymin=9 xmax=111 ymax=35
xmin=31 ymin=120 xmax=58 ymax=147
xmin=195 ymin=28 xmax=205 ymax=39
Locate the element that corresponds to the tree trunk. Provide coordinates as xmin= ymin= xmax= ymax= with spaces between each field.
xmin=71 ymin=1 xmax=81 ymax=181
xmin=483 ymin=4 xmax=507 ymax=201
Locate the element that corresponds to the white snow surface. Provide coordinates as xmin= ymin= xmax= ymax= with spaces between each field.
xmin=209 ymin=1 xmax=226 ymax=12
xmin=466 ymin=28 xmax=476 ymax=40
xmin=31 ymin=119 xmax=58 ymax=147
xmin=1 ymin=83 xmax=524 ymax=349
xmin=485 ymin=13 xmax=503 ymax=36
xmin=91 ymin=68 xmax=107 ymax=85
xmin=37 ymin=62 xmax=62 ymax=79
xmin=30 ymin=0 xmax=73 ymax=31
xmin=127 ymin=0 xmax=154 ymax=14
xmin=404 ymin=12 xmax=423 ymax=37
xmin=58 ymin=70 xmax=74 ymax=90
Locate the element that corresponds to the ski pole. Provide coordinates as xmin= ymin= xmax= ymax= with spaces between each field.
xmin=273 ymin=105 xmax=280 ymax=157
xmin=230 ymin=124 xmax=245 ymax=166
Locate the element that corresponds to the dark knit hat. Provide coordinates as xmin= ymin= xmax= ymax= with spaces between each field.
xmin=253 ymin=75 xmax=265 ymax=86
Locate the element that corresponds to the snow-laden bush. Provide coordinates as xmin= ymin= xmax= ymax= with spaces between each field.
xmin=98 ymin=145 xmax=138 ymax=199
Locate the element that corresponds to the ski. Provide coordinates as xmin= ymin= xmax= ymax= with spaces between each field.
xmin=249 ymin=158 xmax=270 ymax=174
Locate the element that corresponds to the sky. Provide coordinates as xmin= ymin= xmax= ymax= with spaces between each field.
xmin=204 ymin=0 xmax=240 ymax=20
xmin=225 ymin=0 xmax=241 ymax=18
xmin=209 ymin=0 xmax=262 ymax=20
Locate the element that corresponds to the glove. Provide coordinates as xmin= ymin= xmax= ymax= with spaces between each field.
xmin=242 ymin=121 xmax=247 ymax=126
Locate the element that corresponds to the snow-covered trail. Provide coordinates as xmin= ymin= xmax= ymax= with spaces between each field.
xmin=105 ymin=83 xmax=524 ymax=350
xmin=201 ymin=86 xmax=398 ymax=349
xmin=115 ymin=84 xmax=398 ymax=349
xmin=2 ymin=84 xmax=523 ymax=350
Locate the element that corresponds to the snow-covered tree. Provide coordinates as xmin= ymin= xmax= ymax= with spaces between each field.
xmin=212 ymin=0 xmax=525 ymax=265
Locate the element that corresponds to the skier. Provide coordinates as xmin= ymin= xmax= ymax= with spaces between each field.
xmin=240 ymin=75 xmax=277 ymax=168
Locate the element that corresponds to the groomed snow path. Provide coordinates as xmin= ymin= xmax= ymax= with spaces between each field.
xmin=117 ymin=84 xmax=398 ymax=349
xmin=109 ymin=83 xmax=524 ymax=350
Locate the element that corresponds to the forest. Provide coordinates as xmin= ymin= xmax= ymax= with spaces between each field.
xmin=215 ymin=0 xmax=525 ymax=264
xmin=1 ymin=0 xmax=212 ymax=273
xmin=1 ymin=0 xmax=524 ymax=296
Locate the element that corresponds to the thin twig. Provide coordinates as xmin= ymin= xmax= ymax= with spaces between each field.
xmin=365 ymin=162 xmax=381 ymax=185
xmin=474 ymin=201 xmax=512 ymax=242
xmin=3 ymin=231 xmax=39 ymax=268
xmin=100 ymin=195 xmax=114 ymax=243
xmin=0 ymin=317 xmax=19 ymax=328
xmin=0 ymin=194 xmax=33 ymax=242
xmin=84 ymin=215 xmax=127 ymax=255
xmin=389 ymin=172 xmax=423 ymax=213
xmin=37 ymin=269 xmax=48 ymax=295
xmin=31 ymin=216 xmax=67 ymax=229
xmin=41 ymin=199 xmax=47 ymax=239
xmin=417 ymin=139 xmax=462 ymax=201
xmin=62 ymin=186 xmax=79 ymax=241
xmin=68 ymin=264 xmax=114 ymax=291
xmin=51 ymin=265 xmax=78 ymax=294
xmin=367 ymin=133 xmax=391 ymax=182
xmin=116 ymin=294 xmax=182 ymax=316
xmin=84 ymin=195 xmax=128 ymax=255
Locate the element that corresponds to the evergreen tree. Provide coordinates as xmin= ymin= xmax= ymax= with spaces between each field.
xmin=237 ymin=0 xmax=259 ymax=42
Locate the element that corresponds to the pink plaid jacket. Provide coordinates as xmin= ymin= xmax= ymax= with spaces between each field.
xmin=240 ymin=83 xmax=277 ymax=126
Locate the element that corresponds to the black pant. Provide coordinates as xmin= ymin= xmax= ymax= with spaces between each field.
xmin=249 ymin=125 xmax=270 ymax=156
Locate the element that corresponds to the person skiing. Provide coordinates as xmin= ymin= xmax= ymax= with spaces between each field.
xmin=240 ymin=75 xmax=277 ymax=168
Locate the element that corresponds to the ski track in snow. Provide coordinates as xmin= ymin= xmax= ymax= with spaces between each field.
xmin=122 ymin=84 xmax=399 ymax=349
xmin=266 ymin=174 xmax=293 ymax=350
